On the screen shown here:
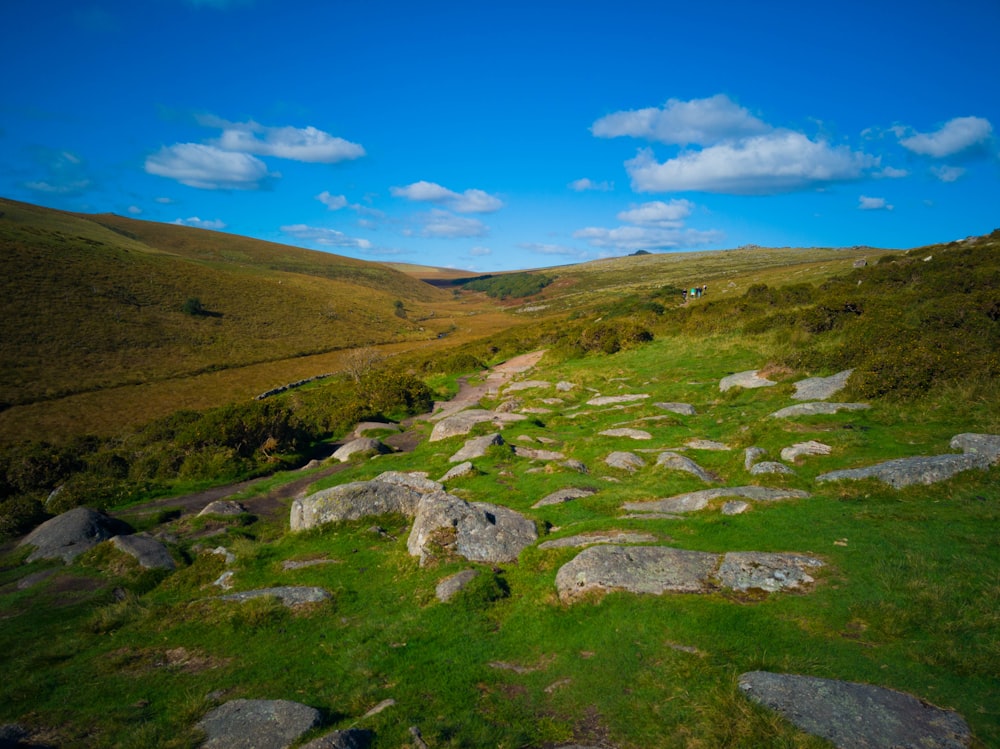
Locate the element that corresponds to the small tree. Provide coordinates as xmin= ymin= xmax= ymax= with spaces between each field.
xmin=393 ymin=299 xmax=406 ymax=318
xmin=181 ymin=297 xmax=206 ymax=316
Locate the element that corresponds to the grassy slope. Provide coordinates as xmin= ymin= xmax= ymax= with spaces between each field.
xmin=0 ymin=198 xmax=451 ymax=408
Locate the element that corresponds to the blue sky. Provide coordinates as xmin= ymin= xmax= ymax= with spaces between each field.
xmin=2 ymin=0 xmax=998 ymax=271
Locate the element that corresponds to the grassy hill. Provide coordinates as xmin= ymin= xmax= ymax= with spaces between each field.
xmin=0 ymin=198 xmax=453 ymax=409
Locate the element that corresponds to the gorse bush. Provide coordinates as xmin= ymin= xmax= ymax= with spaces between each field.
xmin=460 ymin=272 xmax=553 ymax=299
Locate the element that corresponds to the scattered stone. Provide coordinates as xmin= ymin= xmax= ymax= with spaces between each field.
xmin=950 ymin=432 xmax=1000 ymax=461
xmin=738 ymin=671 xmax=972 ymax=749
xmin=624 ymin=487 xmax=810 ymax=516
xmin=516 ymin=434 xmax=536 ymax=443
xmin=604 ymin=451 xmax=646 ymax=472
xmin=18 ymin=507 xmax=133 ymax=564
xmin=281 ymin=558 xmax=339 ymax=570
xmin=290 ymin=472 xmax=441 ymax=530
xmin=545 ymin=678 xmax=573 ymax=694
xmin=718 ymin=552 xmax=823 ymax=592
xmin=505 ymin=379 xmax=550 ymax=392
xmin=536 ymin=436 xmax=558 ymax=445
xmin=556 ymin=545 xmax=718 ymax=600
xmin=586 ymin=394 xmax=650 ymax=406
xmin=495 ymin=398 xmax=523 ymax=413
xmin=211 ymin=546 xmax=236 ymax=565
xmin=409 ymin=726 xmax=429 ymax=749
xmin=744 ymin=447 xmax=767 ymax=470
xmin=749 ymin=461 xmax=795 ymax=476
xmin=781 ymin=441 xmax=833 ymax=462
xmin=450 ymin=433 xmax=506 ymax=463
xmin=429 ymin=409 xmax=527 ymax=442
xmin=196 ymin=699 xmax=322 ymax=749
xmin=533 ymin=487 xmax=598 ymax=508
xmin=407 ymin=493 xmax=537 ymax=565
xmin=561 ymin=459 xmax=589 ymax=474
xmin=653 ymin=402 xmax=697 ymax=416
xmin=721 ymin=501 xmax=750 ymax=515
xmin=791 ymin=370 xmax=853 ymax=401
xmin=332 ymin=438 xmax=391 ymax=462
xmin=655 ymin=452 xmax=714 ymax=482
xmin=555 ymin=381 xmax=575 ymax=392
xmin=436 ymin=569 xmax=480 ymax=602
xmin=110 ymin=533 xmax=176 ymax=570
xmin=217 ymin=586 xmax=331 ymax=606
xmin=538 ymin=531 xmax=657 ymax=550
xmin=214 ymin=571 xmax=235 ymax=589
xmin=599 ymin=428 xmax=653 ymax=440
xmin=299 ymin=729 xmax=373 ymax=749
xmin=438 ymin=461 xmax=476 ymax=482
xmin=685 ymin=439 xmax=730 ymax=451
xmin=514 ymin=446 xmax=567 ymax=461
xmin=198 ymin=501 xmax=248 ymax=517
xmin=540 ymin=398 xmax=564 ymax=406
xmin=719 ymin=370 xmax=776 ymax=392
xmin=770 ymin=402 xmax=870 ymax=419
xmin=361 ymin=698 xmax=396 ymax=718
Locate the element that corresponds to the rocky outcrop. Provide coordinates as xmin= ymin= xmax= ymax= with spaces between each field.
xmin=624 ymin=486 xmax=810 ymax=516
xmin=332 ymin=438 xmax=391 ymax=462
xmin=749 ymin=461 xmax=795 ymax=476
xmin=504 ymin=380 xmax=550 ymax=392
xmin=198 ymin=500 xmax=247 ymax=517
xmin=605 ymin=452 xmax=645 ymax=471
xmin=655 ymin=452 xmax=714 ymax=482
xmin=18 ymin=507 xmax=133 ymax=563
xmin=538 ymin=531 xmax=657 ymax=550
xmin=407 ymin=493 xmax=537 ymax=565
xmin=532 ymin=486 xmax=598 ymax=508
xmin=599 ymin=428 xmax=652 ymax=440
xmin=717 ymin=552 xmax=823 ymax=592
xmin=780 ymin=441 xmax=832 ymax=462
xmin=217 ymin=586 xmax=332 ymax=606
xmin=685 ymin=439 xmax=730 ymax=451
xmin=438 ymin=461 xmax=475 ymax=482
xmin=299 ymin=729 xmax=373 ymax=749
xmin=653 ymin=402 xmax=697 ymax=416
xmin=449 ymin=433 xmax=506 ymax=462
xmin=196 ymin=699 xmax=322 ymax=749
xmin=290 ymin=472 xmax=441 ymax=530
xmin=738 ymin=672 xmax=971 ymax=749
xmin=586 ymin=394 xmax=649 ymax=406
xmin=435 ymin=569 xmax=480 ymax=602
xmin=110 ymin=533 xmax=176 ymax=570
xmin=744 ymin=446 xmax=767 ymax=470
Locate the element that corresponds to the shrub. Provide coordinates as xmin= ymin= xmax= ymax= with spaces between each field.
xmin=181 ymin=297 xmax=206 ymax=316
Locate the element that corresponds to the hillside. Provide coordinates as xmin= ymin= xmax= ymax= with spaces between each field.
xmin=0 ymin=199 xmax=453 ymax=409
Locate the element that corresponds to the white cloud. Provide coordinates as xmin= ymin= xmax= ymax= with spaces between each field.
xmin=519 ymin=242 xmax=585 ymax=257
xmin=858 ymin=196 xmax=893 ymax=211
xmin=145 ymin=143 xmax=270 ymax=189
xmin=875 ymin=166 xmax=909 ymax=179
xmin=155 ymin=196 xmax=175 ymax=204
xmin=127 ymin=205 xmax=142 ymax=215
xmin=172 ymin=216 xmax=227 ymax=229
xmin=414 ymin=209 xmax=488 ymax=238
xmin=932 ymin=165 xmax=965 ymax=183
xmin=280 ymin=224 xmax=373 ymax=250
xmin=568 ymin=177 xmax=613 ymax=192
xmin=391 ymin=181 xmax=503 ymax=213
xmin=899 ymin=116 xmax=993 ymax=158
xmin=625 ymin=132 xmax=875 ymax=194
xmin=316 ymin=191 xmax=348 ymax=210
xmin=469 ymin=246 xmax=492 ymax=256
xmin=592 ymin=94 xmax=770 ymax=146
xmin=616 ymin=199 xmax=693 ymax=225
xmin=24 ymin=148 xmax=92 ymax=196
xmin=573 ymin=225 xmax=722 ymax=251
xmin=216 ymin=121 xmax=365 ymax=163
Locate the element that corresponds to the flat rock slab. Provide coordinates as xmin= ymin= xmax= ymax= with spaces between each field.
xmin=196 ymin=698 xmax=322 ymax=749
xmin=719 ymin=370 xmax=776 ymax=392
xmin=504 ymin=379 xmax=551 ymax=392
xmin=599 ymin=428 xmax=652 ymax=440
xmin=18 ymin=507 xmax=133 ymax=564
xmin=656 ymin=451 xmax=714 ymax=482
xmin=653 ymin=402 xmax=697 ymax=416
xmin=721 ymin=500 xmax=750 ymax=515
xmin=950 ymin=432 xmax=1000 ymax=462
xmin=749 ymin=461 xmax=795 ymax=476
xmin=332 ymin=438 xmax=391 ymax=462
xmin=817 ymin=453 xmax=992 ymax=489
xmin=605 ymin=451 xmax=646 ymax=471
xmin=624 ymin=486 xmax=810 ymax=515
xmin=438 ymin=461 xmax=475 ymax=482
xmin=450 ymin=433 xmax=505 ymax=462
xmin=685 ymin=439 xmax=731 ymax=451
xmin=539 ymin=531 xmax=658 ymax=550
xmin=514 ymin=446 xmax=567 ymax=461
xmin=217 ymin=586 xmax=331 ymax=606
xmin=771 ymin=402 xmax=870 ymax=419
xmin=533 ymin=487 xmax=598 ymax=508
xmin=738 ymin=671 xmax=971 ymax=748
xmin=429 ymin=409 xmax=527 ymax=442
xmin=586 ymin=394 xmax=650 ymax=406
xmin=556 ymin=545 xmax=718 ymax=600
xmin=744 ymin=446 xmax=767 ymax=470
xmin=291 ymin=471 xmax=441 ymax=530
xmin=718 ymin=552 xmax=823 ymax=592
xmin=110 ymin=533 xmax=176 ymax=570
xmin=791 ymin=369 xmax=853 ymax=401
xmin=781 ymin=441 xmax=832 ymax=462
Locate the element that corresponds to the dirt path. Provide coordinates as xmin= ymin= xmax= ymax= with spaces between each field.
xmin=115 ymin=350 xmax=546 ymax=524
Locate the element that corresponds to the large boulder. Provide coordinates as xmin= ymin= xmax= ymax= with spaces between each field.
xmin=817 ymin=453 xmax=990 ymax=489
xmin=604 ymin=451 xmax=645 ymax=472
xmin=407 ymin=492 xmax=537 ymax=565
xmin=429 ymin=409 xmax=526 ymax=442
xmin=196 ymin=699 xmax=322 ymax=749
xmin=110 ymin=533 xmax=176 ymax=570
xmin=18 ymin=507 xmax=133 ymax=563
xmin=556 ymin=545 xmax=718 ymax=601
xmin=290 ymin=472 xmax=441 ymax=530
xmin=331 ymin=438 xmax=391 ymax=462
xmin=738 ymin=672 xmax=971 ymax=748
